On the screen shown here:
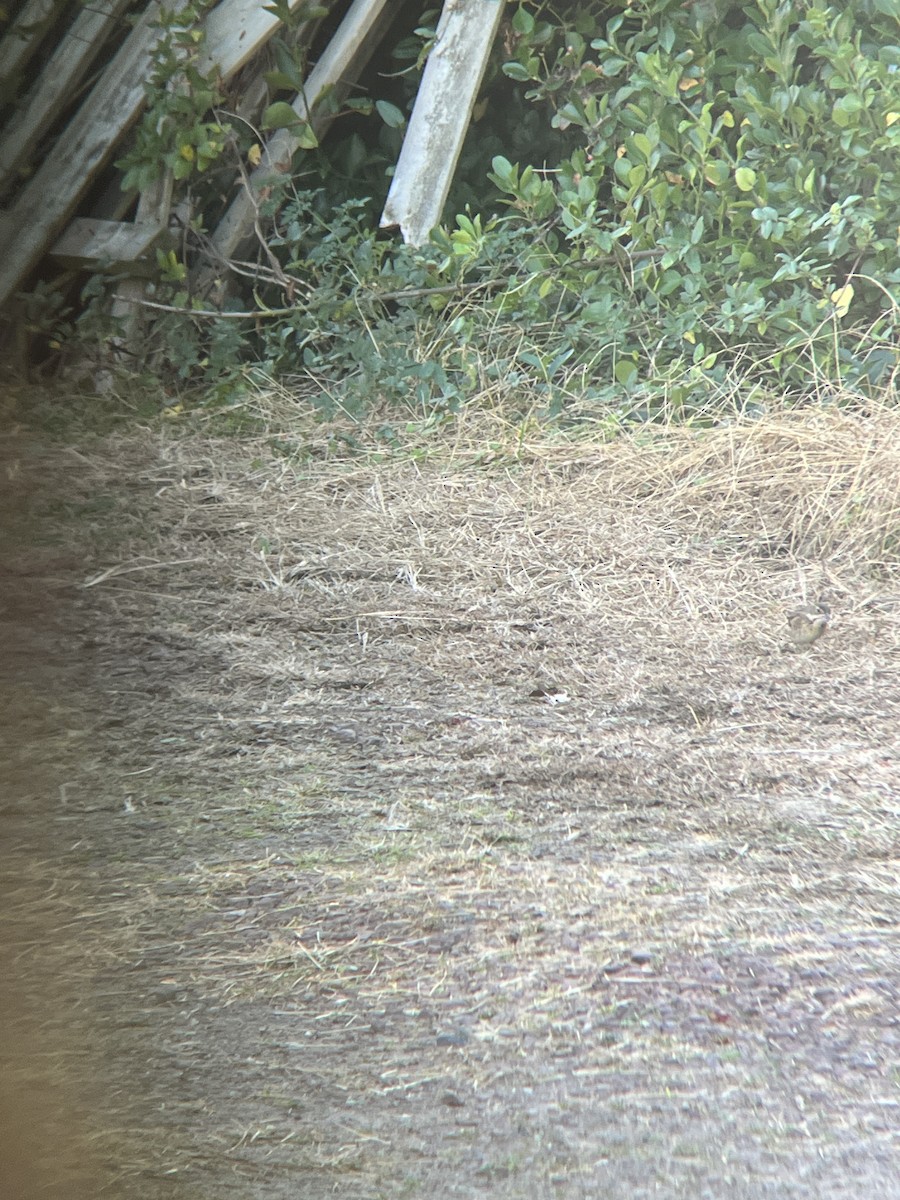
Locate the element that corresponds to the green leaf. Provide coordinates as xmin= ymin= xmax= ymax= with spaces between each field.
xmin=615 ymin=359 xmax=638 ymax=386
xmin=273 ymin=39 xmax=305 ymax=90
xmin=512 ymin=6 xmax=535 ymax=35
xmin=600 ymin=55 xmax=627 ymax=75
xmin=263 ymin=1 xmax=293 ymax=23
xmin=264 ymin=70 xmax=300 ymax=92
xmin=295 ymin=122 xmax=318 ymax=149
xmin=262 ymin=101 xmax=301 ymax=130
xmin=704 ymin=161 xmax=729 ymax=186
xmin=627 ymin=133 xmax=653 ymax=162
xmin=547 ymin=348 xmax=574 ymax=376
xmin=376 ymin=100 xmax=406 ymax=129
xmin=734 ymin=166 xmax=757 ymax=192
xmin=582 ymin=301 xmax=610 ymax=323
xmin=656 ymin=269 xmax=682 ymax=297
xmin=502 ymin=61 xmax=533 ymax=81
xmin=490 ymin=155 xmax=516 ymax=187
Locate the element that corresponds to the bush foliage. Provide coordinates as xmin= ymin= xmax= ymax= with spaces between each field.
xmin=101 ymin=0 xmax=900 ymax=420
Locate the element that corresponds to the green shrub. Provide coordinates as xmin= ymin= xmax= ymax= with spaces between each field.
xmin=484 ymin=0 xmax=900 ymax=400
xmin=84 ymin=0 xmax=900 ymax=418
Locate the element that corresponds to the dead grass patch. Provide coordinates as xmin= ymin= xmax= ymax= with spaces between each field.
xmin=3 ymin=391 xmax=900 ymax=1197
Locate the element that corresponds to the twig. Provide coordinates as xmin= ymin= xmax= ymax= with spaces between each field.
xmin=131 ymin=297 xmax=298 ymax=319
xmin=132 ymin=249 xmax=666 ymax=320
xmin=82 ymin=558 xmax=206 ymax=588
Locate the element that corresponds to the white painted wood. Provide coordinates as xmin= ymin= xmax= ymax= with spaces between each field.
xmin=0 ymin=0 xmax=61 ymax=83
xmin=0 ymin=0 xmax=132 ymax=193
xmin=197 ymin=0 xmax=403 ymax=276
xmin=380 ymin=0 xmax=504 ymax=245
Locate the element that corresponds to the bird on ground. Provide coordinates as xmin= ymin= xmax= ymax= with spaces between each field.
xmin=786 ymin=596 xmax=830 ymax=647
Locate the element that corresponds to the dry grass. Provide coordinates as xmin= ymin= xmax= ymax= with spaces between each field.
xmin=3 ymin=389 xmax=900 ymax=1198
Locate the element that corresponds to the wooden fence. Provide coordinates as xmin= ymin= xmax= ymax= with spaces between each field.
xmin=0 ymin=0 xmax=503 ymax=315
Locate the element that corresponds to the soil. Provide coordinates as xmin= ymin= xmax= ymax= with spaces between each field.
xmin=1 ymin=412 xmax=899 ymax=1199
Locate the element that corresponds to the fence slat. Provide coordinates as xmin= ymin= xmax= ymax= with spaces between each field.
xmin=0 ymin=0 xmax=314 ymax=306
xmin=50 ymin=218 xmax=168 ymax=271
xmin=195 ymin=0 xmax=401 ymax=282
xmin=381 ymin=0 xmax=504 ymax=245
xmin=0 ymin=0 xmax=132 ymax=194
xmin=198 ymin=0 xmax=311 ymax=78
xmin=0 ymin=0 xmax=194 ymax=307
xmin=0 ymin=0 xmax=63 ymax=84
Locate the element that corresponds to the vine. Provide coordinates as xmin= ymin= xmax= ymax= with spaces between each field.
xmin=117 ymin=1 xmax=230 ymax=193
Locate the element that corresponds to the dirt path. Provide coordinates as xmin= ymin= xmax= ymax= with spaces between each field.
xmin=2 ymin=413 xmax=899 ymax=1198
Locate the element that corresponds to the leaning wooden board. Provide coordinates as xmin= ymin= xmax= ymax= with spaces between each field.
xmin=381 ymin=0 xmax=505 ymax=245
xmin=0 ymin=0 xmax=64 ymax=89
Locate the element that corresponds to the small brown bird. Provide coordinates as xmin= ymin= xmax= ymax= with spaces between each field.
xmin=786 ymin=596 xmax=830 ymax=647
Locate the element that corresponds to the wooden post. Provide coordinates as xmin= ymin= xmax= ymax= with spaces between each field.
xmin=108 ymin=173 xmax=175 ymax=363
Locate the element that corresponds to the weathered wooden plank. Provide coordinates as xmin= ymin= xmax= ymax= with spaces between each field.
xmin=0 ymin=0 xmax=132 ymax=194
xmin=198 ymin=0 xmax=318 ymax=78
xmin=49 ymin=217 xmax=168 ymax=270
xmin=106 ymin=174 xmax=178 ymax=347
xmin=196 ymin=0 xmax=403 ymax=277
xmin=0 ymin=0 xmax=321 ymax=305
xmin=380 ymin=0 xmax=504 ymax=245
xmin=0 ymin=0 xmax=63 ymax=85
xmin=0 ymin=0 xmax=195 ymax=308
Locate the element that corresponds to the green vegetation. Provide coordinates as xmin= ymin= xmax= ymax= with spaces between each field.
xmin=81 ymin=1 xmax=900 ymax=420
